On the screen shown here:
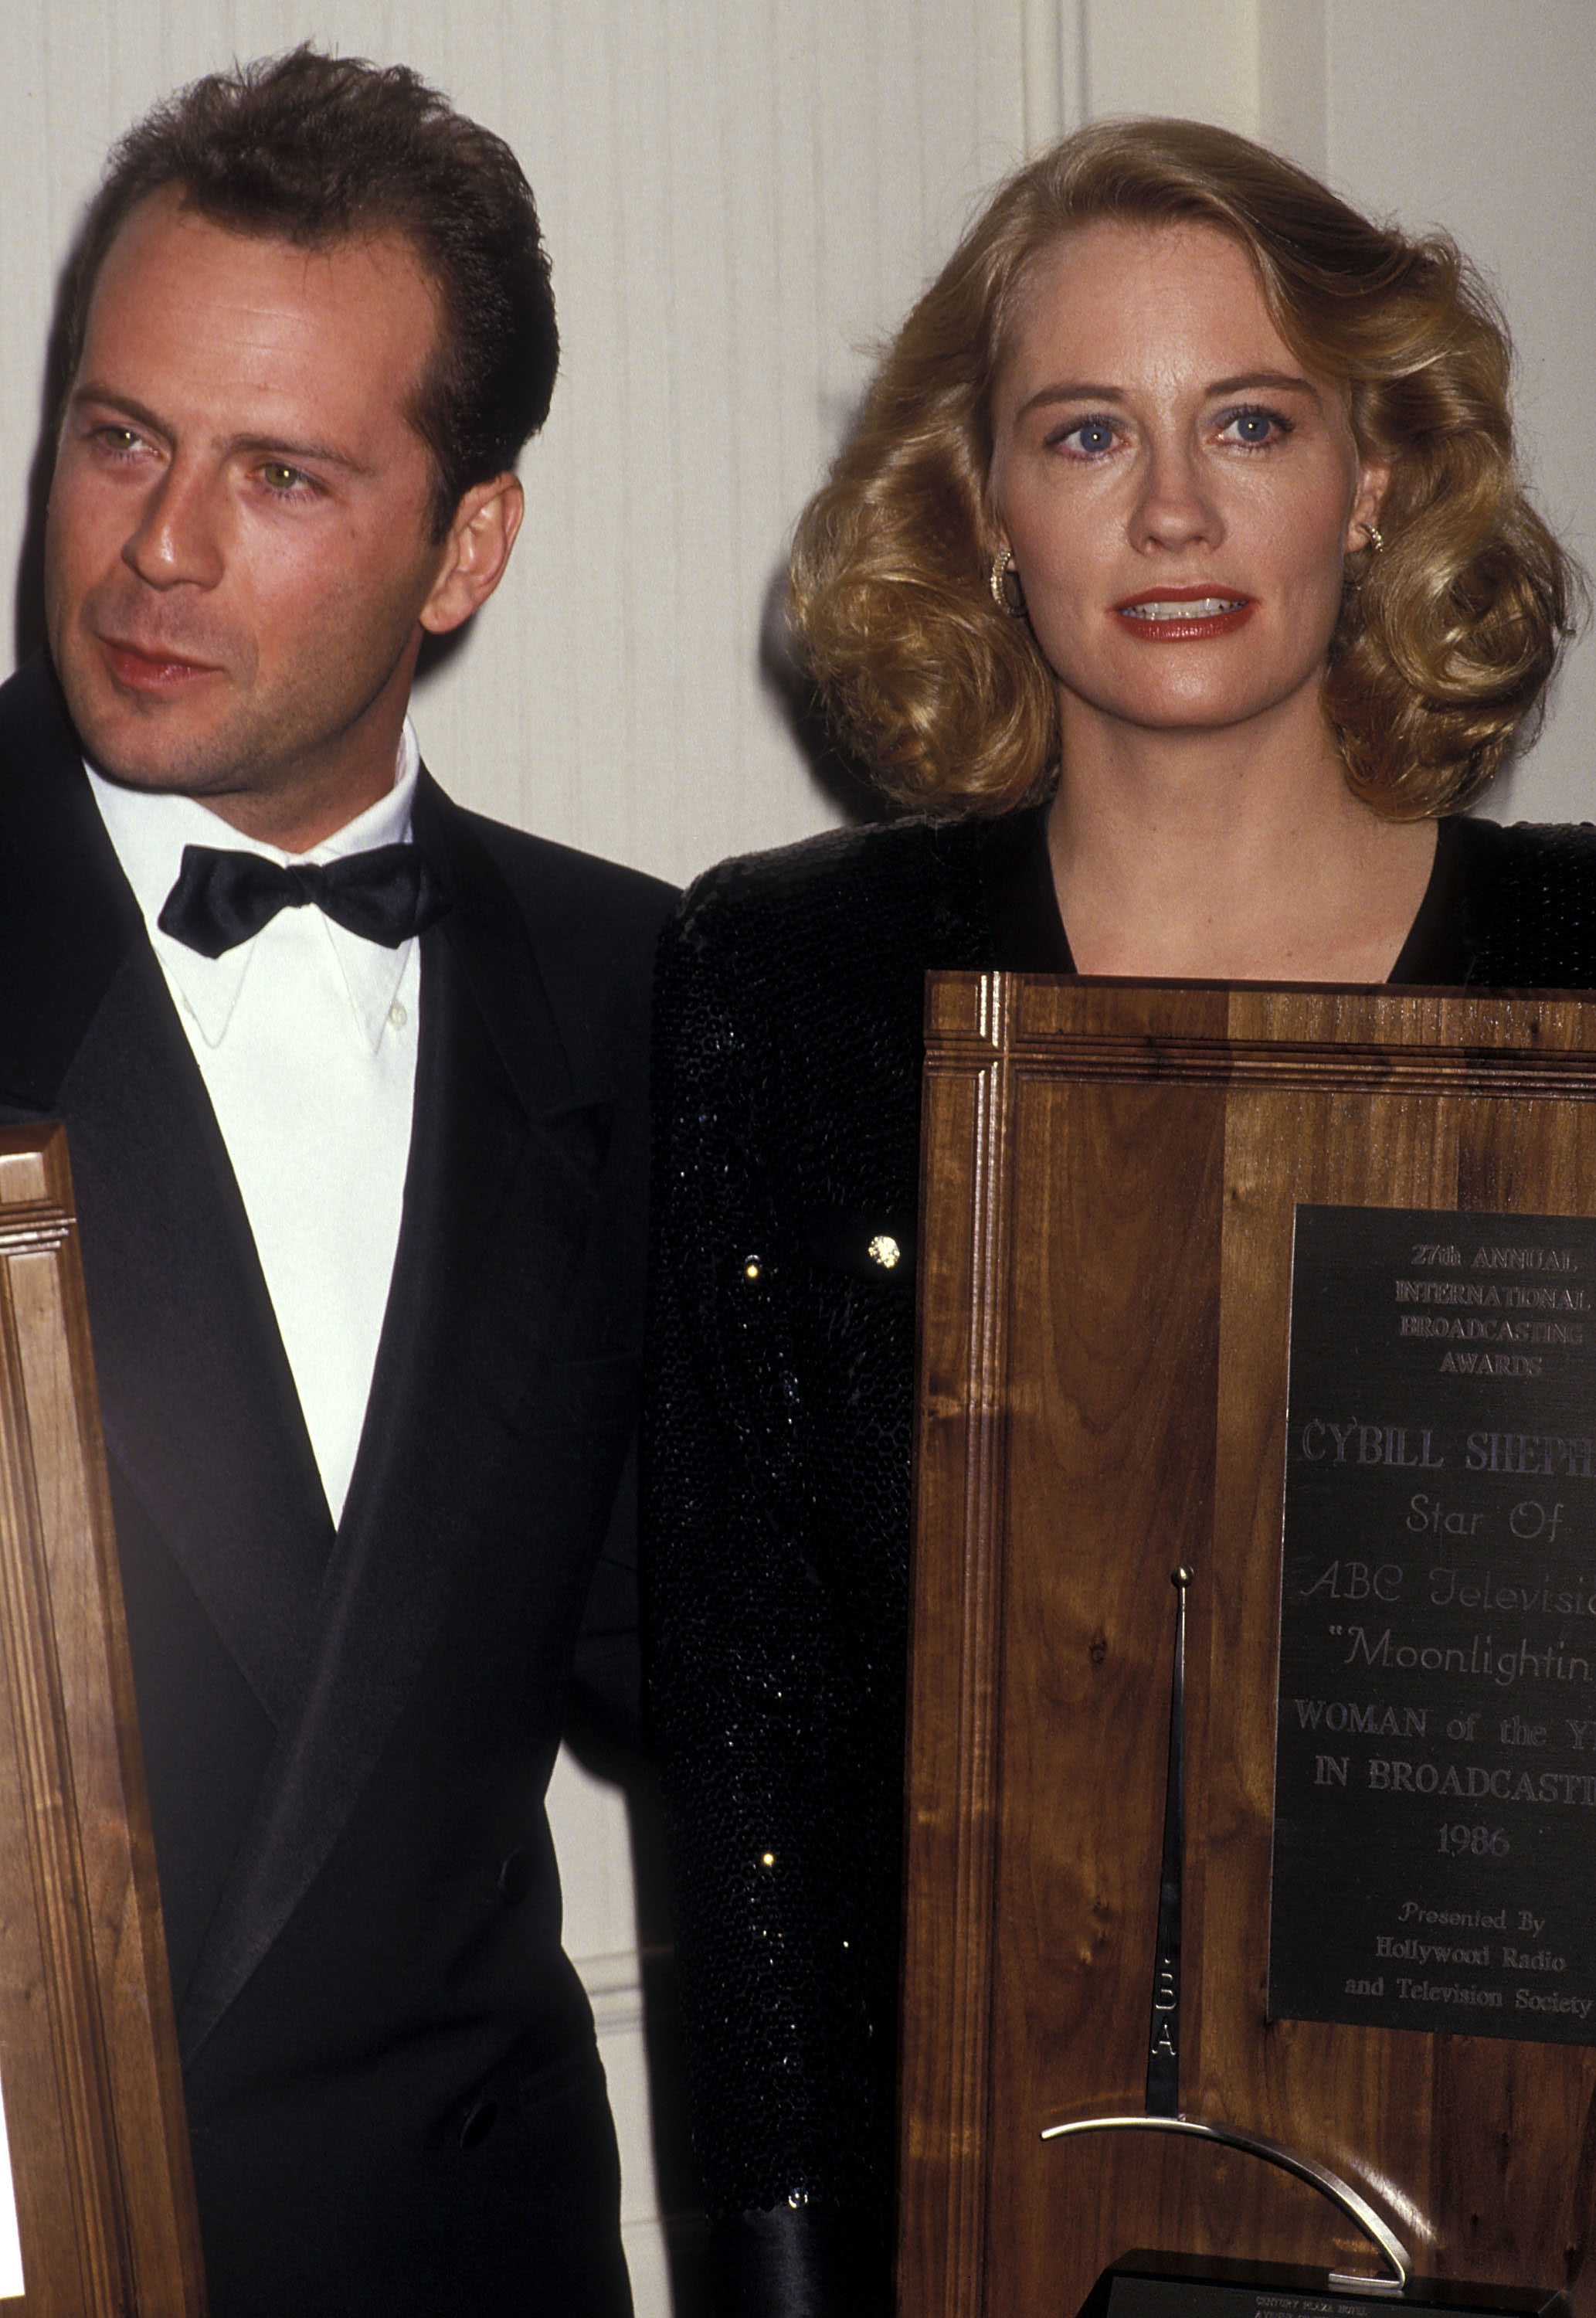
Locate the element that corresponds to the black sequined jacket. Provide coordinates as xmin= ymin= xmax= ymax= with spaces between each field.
xmin=643 ymin=807 xmax=1596 ymax=2318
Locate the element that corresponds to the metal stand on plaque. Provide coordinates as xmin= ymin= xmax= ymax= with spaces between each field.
xmin=902 ymin=975 xmax=1594 ymax=2318
xmin=1044 ymin=1570 xmax=1418 ymax=2298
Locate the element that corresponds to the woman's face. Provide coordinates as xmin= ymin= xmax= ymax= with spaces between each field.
xmin=988 ymin=219 xmax=1386 ymax=749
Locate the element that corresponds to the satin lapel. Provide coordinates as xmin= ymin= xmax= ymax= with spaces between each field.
xmin=0 ymin=659 xmax=144 ymax=1111
xmin=178 ymin=783 xmax=615 ymax=2058
xmin=0 ymin=661 xmax=331 ymax=1723
xmin=62 ymin=947 xmax=334 ymax=1727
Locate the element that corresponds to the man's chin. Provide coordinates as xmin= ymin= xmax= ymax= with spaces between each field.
xmin=85 ymin=757 xmax=225 ymax=798
xmin=72 ymin=714 xmax=247 ymax=803
xmin=59 ymin=685 xmax=236 ymax=801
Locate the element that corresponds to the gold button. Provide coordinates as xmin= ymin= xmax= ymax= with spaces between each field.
xmin=742 ymin=1256 xmax=762 ymax=1281
xmin=868 ymin=1234 xmax=901 ymax=1269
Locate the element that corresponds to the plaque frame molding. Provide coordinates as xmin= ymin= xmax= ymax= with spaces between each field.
xmin=0 ymin=1126 xmax=205 ymax=2315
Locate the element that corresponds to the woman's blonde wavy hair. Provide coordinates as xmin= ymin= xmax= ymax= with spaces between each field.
xmin=788 ymin=117 xmax=1582 ymax=819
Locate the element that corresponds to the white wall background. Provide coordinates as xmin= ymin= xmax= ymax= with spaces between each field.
xmin=4 ymin=4 xmax=1594 ymax=2311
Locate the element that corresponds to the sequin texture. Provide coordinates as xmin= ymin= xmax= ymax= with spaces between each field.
xmin=644 ymin=817 xmax=993 ymax=2252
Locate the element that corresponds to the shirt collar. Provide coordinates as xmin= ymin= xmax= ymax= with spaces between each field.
xmin=87 ymin=722 xmax=423 ymax=1052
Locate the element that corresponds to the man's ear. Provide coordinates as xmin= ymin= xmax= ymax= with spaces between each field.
xmin=419 ymin=472 xmax=525 ymax=636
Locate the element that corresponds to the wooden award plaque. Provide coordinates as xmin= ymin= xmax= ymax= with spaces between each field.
xmin=0 ymin=1127 xmax=205 ymax=2314
xmin=903 ymin=975 xmax=1596 ymax=2318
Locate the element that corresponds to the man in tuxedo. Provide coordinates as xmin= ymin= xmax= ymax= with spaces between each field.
xmin=1 ymin=47 xmax=670 ymax=2315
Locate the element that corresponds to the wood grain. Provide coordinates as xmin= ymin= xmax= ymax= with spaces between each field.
xmin=903 ymin=973 xmax=1012 ymax=2315
xmin=0 ymin=1128 xmax=205 ymax=2315
xmin=904 ymin=976 xmax=1596 ymax=2318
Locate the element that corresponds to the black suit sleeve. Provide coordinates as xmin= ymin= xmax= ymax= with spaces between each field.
xmin=565 ymin=1425 xmax=643 ymax=1758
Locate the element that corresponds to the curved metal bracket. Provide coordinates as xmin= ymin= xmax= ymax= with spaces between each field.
xmin=1039 ymin=2112 xmax=1410 ymax=2295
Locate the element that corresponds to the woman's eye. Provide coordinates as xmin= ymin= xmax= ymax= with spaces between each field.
xmin=1062 ymin=417 xmax=1116 ymax=457
xmin=1221 ymin=407 xmax=1287 ymax=447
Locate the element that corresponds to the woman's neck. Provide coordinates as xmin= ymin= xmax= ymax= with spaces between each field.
xmin=1047 ymin=702 xmax=1438 ymax=983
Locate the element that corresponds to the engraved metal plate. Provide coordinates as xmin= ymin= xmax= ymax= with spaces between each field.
xmin=1271 ymin=1203 xmax=1596 ymax=2045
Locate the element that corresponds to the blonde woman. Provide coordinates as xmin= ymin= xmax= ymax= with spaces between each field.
xmin=647 ymin=119 xmax=1586 ymax=2316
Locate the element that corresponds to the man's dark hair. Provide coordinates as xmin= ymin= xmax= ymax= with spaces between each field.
xmin=66 ymin=46 xmax=559 ymax=539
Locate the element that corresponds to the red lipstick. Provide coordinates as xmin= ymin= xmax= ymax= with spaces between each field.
xmin=1112 ymin=586 xmax=1255 ymax=642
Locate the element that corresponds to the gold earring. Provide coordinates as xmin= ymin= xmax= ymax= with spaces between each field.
xmin=990 ymin=549 xmax=1026 ymax=617
xmin=1362 ymin=522 xmax=1385 ymax=555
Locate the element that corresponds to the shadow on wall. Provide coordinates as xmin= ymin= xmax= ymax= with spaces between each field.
xmin=14 ymin=246 xmax=73 ymax=666
xmin=759 ymin=565 xmax=899 ymax=830
xmin=560 ymin=1705 xmax=712 ymax=2318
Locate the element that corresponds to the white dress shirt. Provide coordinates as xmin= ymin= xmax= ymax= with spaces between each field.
xmin=87 ymin=729 xmax=425 ymax=1524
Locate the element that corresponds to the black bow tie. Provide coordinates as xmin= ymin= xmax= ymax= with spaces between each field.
xmin=158 ymin=842 xmax=452 ymax=959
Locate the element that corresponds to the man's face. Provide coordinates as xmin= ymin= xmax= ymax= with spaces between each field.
xmin=46 ymin=190 xmax=464 ymax=847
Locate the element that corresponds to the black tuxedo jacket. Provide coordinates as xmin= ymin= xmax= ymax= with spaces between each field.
xmin=0 ymin=658 xmax=673 ymax=2316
